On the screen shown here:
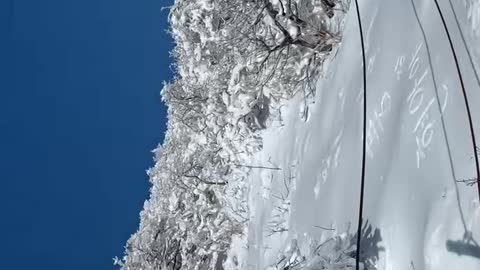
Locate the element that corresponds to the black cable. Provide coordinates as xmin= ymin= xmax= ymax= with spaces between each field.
xmin=446 ymin=0 xmax=480 ymax=201
xmin=353 ymin=0 xmax=367 ymax=269
xmin=410 ymin=0 xmax=469 ymax=233
xmin=433 ymin=0 xmax=480 ymax=201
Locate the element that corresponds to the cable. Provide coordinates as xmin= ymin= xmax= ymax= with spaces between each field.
xmin=410 ymin=0 xmax=468 ymax=233
xmin=353 ymin=0 xmax=367 ymax=269
xmin=433 ymin=0 xmax=480 ymax=201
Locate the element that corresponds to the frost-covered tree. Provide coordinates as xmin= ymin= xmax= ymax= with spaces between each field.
xmin=118 ymin=1 xmax=348 ymax=269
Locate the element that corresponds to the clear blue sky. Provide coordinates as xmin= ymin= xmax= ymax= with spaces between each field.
xmin=0 ymin=0 xmax=173 ymax=269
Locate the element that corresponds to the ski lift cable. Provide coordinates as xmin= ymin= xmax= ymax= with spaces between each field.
xmin=433 ymin=0 xmax=480 ymax=201
xmin=410 ymin=0 xmax=469 ymax=233
xmin=353 ymin=0 xmax=367 ymax=269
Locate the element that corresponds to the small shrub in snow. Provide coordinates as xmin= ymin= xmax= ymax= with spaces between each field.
xmin=273 ymin=236 xmax=363 ymax=270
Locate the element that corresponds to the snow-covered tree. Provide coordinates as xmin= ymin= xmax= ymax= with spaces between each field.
xmin=118 ymin=1 xmax=348 ymax=269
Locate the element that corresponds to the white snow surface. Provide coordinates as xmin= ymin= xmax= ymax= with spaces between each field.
xmin=239 ymin=0 xmax=480 ymax=269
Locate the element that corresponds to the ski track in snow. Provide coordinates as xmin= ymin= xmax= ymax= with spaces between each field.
xmin=244 ymin=0 xmax=480 ymax=269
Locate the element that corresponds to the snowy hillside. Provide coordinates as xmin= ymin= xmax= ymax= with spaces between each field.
xmin=241 ymin=0 xmax=480 ymax=269
xmin=118 ymin=0 xmax=480 ymax=269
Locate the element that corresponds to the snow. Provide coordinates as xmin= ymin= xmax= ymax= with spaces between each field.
xmin=242 ymin=0 xmax=480 ymax=269
xmin=120 ymin=0 xmax=480 ymax=269
xmin=468 ymin=0 xmax=480 ymax=35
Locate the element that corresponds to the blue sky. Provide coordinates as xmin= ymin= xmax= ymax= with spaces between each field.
xmin=1 ymin=0 xmax=173 ymax=269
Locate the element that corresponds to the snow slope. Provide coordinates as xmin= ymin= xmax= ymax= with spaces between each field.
xmin=243 ymin=0 xmax=480 ymax=269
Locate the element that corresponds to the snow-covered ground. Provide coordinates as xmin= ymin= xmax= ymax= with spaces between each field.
xmin=241 ymin=0 xmax=480 ymax=269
